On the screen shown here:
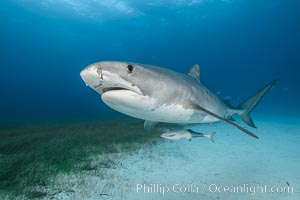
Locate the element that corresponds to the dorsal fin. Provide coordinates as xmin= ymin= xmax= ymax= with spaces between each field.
xmin=188 ymin=64 xmax=200 ymax=83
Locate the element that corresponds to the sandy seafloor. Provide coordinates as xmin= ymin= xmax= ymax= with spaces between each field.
xmin=1 ymin=113 xmax=300 ymax=200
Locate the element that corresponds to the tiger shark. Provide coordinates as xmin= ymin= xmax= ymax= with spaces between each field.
xmin=80 ymin=61 xmax=276 ymax=139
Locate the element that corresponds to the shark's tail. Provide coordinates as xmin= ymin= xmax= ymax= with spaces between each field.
xmin=225 ymin=80 xmax=277 ymax=128
xmin=203 ymin=132 xmax=216 ymax=143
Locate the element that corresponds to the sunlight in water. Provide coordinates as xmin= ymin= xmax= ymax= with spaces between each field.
xmin=15 ymin=0 xmax=233 ymax=22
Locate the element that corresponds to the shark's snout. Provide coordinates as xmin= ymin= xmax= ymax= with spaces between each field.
xmin=80 ymin=66 xmax=101 ymax=89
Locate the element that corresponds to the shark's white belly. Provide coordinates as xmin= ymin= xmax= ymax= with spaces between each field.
xmin=102 ymin=90 xmax=219 ymax=124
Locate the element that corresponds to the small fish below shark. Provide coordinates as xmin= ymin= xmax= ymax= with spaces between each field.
xmin=160 ymin=129 xmax=216 ymax=143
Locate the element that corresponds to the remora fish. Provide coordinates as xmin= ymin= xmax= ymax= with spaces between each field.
xmin=80 ymin=61 xmax=276 ymax=139
xmin=161 ymin=129 xmax=216 ymax=142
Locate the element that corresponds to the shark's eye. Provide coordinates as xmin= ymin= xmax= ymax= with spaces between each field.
xmin=127 ymin=64 xmax=133 ymax=73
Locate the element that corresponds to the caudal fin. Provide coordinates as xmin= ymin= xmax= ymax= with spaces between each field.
xmin=237 ymin=80 xmax=277 ymax=128
xmin=204 ymin=132 xmax=216 ymax=143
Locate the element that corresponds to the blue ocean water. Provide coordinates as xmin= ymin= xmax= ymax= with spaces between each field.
xmin=0 ymin=0 xmax=299 ymax=123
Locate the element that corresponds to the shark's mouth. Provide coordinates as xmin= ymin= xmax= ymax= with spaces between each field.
xmin=102 ymin=87 xmax=130 ymax=93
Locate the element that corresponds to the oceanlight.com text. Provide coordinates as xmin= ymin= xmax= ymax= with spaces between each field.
xmin=136 ymin=183 xmax=294 ymax=196
xmin=207 ymin=183 xmax=293 ymax=195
